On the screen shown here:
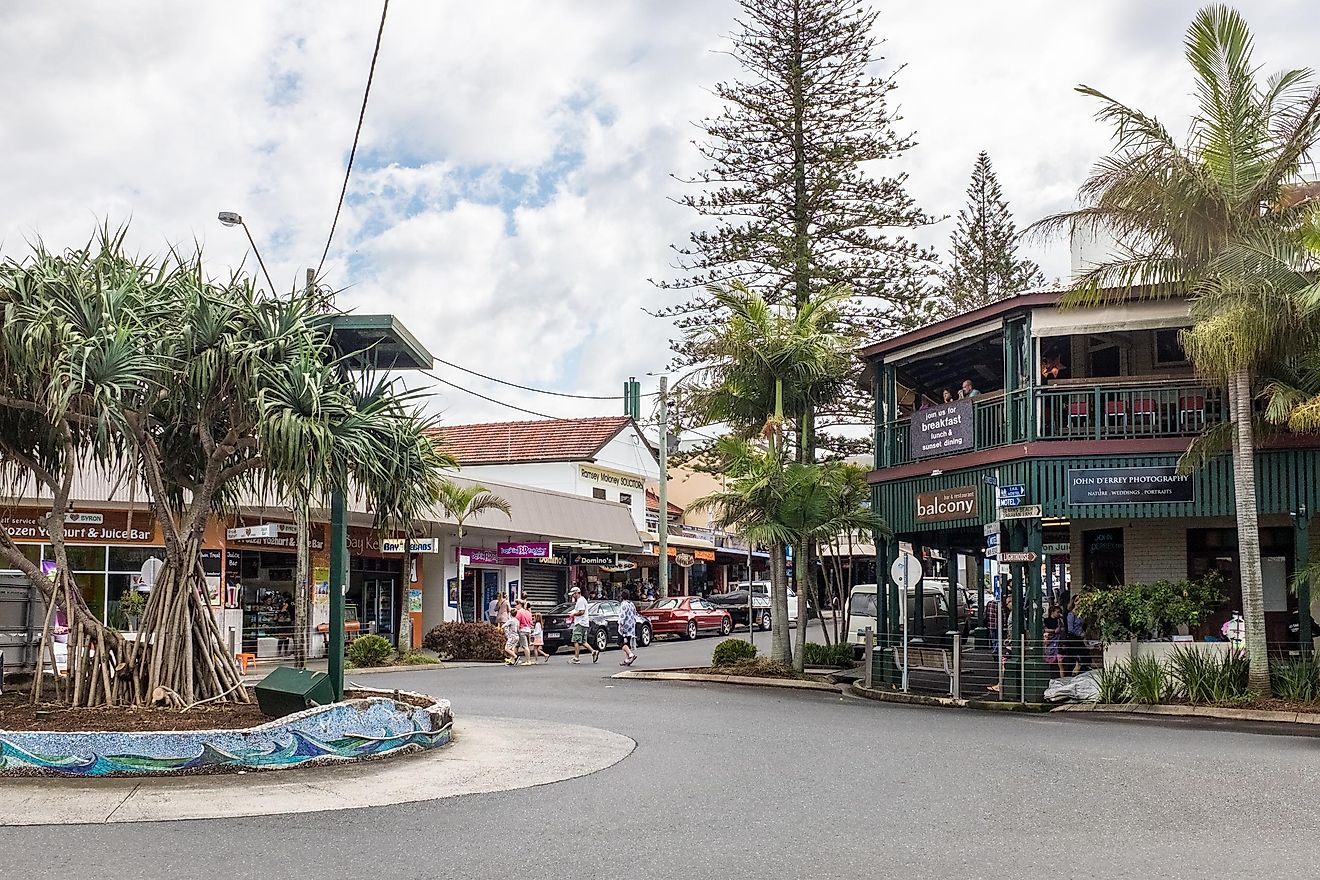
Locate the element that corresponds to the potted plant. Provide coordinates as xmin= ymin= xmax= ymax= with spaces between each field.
xmin=119 ymin=589 xmax=147 ymax=632
xmin=1074 ymin=573 xmax=1227 ymax=668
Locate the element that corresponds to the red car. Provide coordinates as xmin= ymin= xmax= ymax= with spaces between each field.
xmin=640 ymin=596 xmax=734 ymax=640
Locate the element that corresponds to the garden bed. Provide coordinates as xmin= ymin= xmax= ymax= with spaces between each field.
xmin=0 ymin=689 xmax=269 ymax=733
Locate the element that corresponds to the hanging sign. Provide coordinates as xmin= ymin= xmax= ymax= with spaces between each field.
xmin=570 ymin=552 xmax=618 ymax=567
xmin=498 ymin=541 xmax=551 ymax=560
xmin=999 ymin=551 xmax=1038 ymax=563
xmin=909 ymin=400 xmax=975 ymax=458
xmin=226 ymin=524 xmax=279 ymax=540
xmin=674 ymin=552 xmax=696 ymax=568
xmin=915 ymin=486 xmax=979 ymax=523
xmin=600 ymin=560 xmax=637 ymax=573
xmin=999 ymin=505 xmax=1042 ymax=520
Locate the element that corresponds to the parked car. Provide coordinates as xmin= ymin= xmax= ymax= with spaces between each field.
xmin=730 ymin=579 xmax=808 ymax=622
xmin=640 ymin=596 xmax=734 ymax=640
xmin=542 ymin=600 xmax=654 ymax=655
xmin=844 ymin=583 xmax=957 ymax=657
xmin=705 ymin=590 xmax=772 ymax=631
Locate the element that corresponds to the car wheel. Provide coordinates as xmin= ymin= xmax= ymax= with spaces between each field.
xmin=594 ymin=628 xmax=609 ymax=652
xmin=686 ymin=621 xmax=698 ymax=640
xmin=638 ymin=625 xmax=652 ymax=647
xmin=720 ymin=615 xmax=733 ymax=636
xmin=759 ymin=612 xmax=772 ymax=631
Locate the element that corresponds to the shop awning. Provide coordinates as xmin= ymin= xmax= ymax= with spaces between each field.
xmin=638 ymin=531 xmax=716 ymax=551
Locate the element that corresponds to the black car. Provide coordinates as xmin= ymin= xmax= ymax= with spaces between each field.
xmin=704 ymin=590 xmax=772 ymax=631
xmin=542 ymin=600 xmax=654 ymax=655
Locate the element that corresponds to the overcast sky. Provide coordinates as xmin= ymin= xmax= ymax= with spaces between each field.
xmin=3 ymin=1 xmax=1316 ymax=428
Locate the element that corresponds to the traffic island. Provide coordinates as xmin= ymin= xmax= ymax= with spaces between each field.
xmin=0 ymin=686 xmax=451 ymax=777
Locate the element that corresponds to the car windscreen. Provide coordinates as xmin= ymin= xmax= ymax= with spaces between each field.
xmin=651 ymin=598 xmax=681 ymax=609
xmin=849 ymin=593 xmax=877 ymax=618
xmin=549 ymin=603 xmax=574 ymax=615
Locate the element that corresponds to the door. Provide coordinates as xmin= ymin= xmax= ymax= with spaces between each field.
xmin=364 ymin=579 xmax=396 ymax=643
xmin=692 ymin=598 xmax=721 ymax=630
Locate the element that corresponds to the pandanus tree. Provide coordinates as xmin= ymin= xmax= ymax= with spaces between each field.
xmin=0 ymin=229 xmax=452 ymax=706
xmin=680 ymin=281 xmax=858 ymax=666
xmin=1032 ymin=5 xmax=1320 ymax=692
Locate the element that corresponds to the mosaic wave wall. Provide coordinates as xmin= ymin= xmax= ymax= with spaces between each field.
xmin=0 ymin=687 xmax=452 ymax=777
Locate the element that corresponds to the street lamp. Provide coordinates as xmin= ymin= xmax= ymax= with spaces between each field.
xmin=216 ymin=211 xmax=278 ymax=297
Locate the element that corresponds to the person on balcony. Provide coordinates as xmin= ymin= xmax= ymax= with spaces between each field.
xmin=958 ymin=379 xmax=980 ymax=399
xmin=941 ymin=388 xmax=955 ymax=404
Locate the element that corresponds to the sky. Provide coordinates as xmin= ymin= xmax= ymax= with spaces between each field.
xmin=3 ymin=1 xmax=1317 ymax=430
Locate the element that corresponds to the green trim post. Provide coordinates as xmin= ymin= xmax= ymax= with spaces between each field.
xmin=328 ymin=484 xmax=348 ymax=701
xmin=1297 ymin=511 xmax=1312 ymax=657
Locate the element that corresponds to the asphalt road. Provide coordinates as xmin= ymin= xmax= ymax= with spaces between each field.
xmin=4 ymin=632 xmax=1320 ymax=879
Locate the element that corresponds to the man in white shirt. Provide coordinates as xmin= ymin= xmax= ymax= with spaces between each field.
xmin=568 ymin=585 xmax=599 ymax=664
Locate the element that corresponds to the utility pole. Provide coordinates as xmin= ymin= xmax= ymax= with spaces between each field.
xmin=657 ymin=375 xmax=669 ymax=599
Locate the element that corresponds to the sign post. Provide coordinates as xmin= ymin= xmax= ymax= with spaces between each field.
xmin=890 ymin=552 xmax=920 ymax=692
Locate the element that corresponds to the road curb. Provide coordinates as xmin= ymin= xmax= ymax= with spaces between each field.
xmin=847 ymin=682 xmax=1049 ymax=713
xmin=1050 ymin=702 xmax=1320 ymax=726
xmin=613 ymin=670 xmax=842 ymax=693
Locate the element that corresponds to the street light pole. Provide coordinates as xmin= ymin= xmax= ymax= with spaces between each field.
xmin=657 ymin=375 xmax=669 ymax=599
xmin=217 ymin=212 xmax=278 ymax=296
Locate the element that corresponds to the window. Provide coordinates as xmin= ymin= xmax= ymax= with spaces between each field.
xmin=592 ymin=487 xmax=606 ymax=500
xmin=619 ymin=492 xmax=632 ymax=506
xmin=1154 ymin=328 xmax=1189 ymax=365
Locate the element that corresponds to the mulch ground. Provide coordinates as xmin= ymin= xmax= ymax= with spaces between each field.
xmin=0 ymin=688 xmax=272 ymax=732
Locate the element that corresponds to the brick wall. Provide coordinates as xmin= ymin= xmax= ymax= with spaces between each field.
xmin=1069 ymin=520 xmax=1190 ymax=586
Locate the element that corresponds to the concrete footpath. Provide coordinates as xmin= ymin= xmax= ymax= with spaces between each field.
xmin=0 ymin=715 xmax=634 ymax=826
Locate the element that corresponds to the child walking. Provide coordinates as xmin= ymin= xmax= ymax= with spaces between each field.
xmin=532 ymin=613 xmax=549 ymax=662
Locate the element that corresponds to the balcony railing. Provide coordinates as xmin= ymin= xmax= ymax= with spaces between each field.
xmin=880 ymin=378 xmax=1227 ymax=468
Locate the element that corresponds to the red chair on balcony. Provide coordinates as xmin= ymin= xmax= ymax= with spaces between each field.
xmin=1104 ymin=399 xmax=1128 ymax=432
xmin=1067 ymin=399 xmax=1089 ymax=433
xmin=1131 ymin=397 xmax=1158 ymax=432
xmin=1179 ymin=394 xmax=1207 ymax=431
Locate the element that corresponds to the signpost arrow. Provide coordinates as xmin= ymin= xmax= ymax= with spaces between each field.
xmin=998 ymin=484 xmax=1026 ymax=498
xmin=999 ymin=551 xmax=1038 ymax=563
xmin=998 ymin=505 xmax=1042 ymax=520
xmin=997 ymin=496 xmax=1022 ymax=508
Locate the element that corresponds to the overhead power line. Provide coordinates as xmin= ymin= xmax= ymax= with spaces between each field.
xmin=433 ymin=357 xmax=657 ymax=400
xmin=316 ymin=0 xmax=390 ymax=278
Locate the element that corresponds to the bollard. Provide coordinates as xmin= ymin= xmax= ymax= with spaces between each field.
xmin=863 ymin=626 xmax=874 ymax=689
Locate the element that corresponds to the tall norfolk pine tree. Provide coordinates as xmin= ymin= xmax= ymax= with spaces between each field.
xmin=658 ymin=0 xmax=939 ymax=445
xmin=941 ymin=151 xmax=1045 ymax=313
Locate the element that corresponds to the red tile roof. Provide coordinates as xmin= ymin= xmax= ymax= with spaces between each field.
xmin=434 ymin=416 xmax=636 ymax=466
xmin=646 ymin=489 xmax=684 ymax=515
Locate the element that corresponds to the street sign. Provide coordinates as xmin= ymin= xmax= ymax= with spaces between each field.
xmin=997 ymin=496 xmax=1022 ymax=508
xmin=999 ymin=551 xmax=1038 ymax=563
xmin=1042 ymin=542 xmax=1069 ymax=555
xmin=226 ymin=524 xmax=279 ymax=540
xmin=985 ymin=532 xmax=999 ymax=549
xmin=998 ymin=484 xmax=1026 ymax=499
xmin=983 ymin=522 xmax=999 ymax=537
xmin=998 ymin=505 xmax=1042 ymax=520
xmin=890 ymin=552 xmax=921 ymax=590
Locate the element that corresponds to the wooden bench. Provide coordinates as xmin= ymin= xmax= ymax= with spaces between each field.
xmin=891 ymin=644 xmax=954 ymax=695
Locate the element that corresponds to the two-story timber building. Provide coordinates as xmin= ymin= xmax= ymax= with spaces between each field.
xmin=864 ymin=290 xmax=1320 ymax=699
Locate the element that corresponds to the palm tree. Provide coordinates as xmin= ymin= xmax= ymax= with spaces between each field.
xmin=434 ymin=481 xmax=512 ymax=624
xmin=1032 ymin=5 xmax=1320 ymax=692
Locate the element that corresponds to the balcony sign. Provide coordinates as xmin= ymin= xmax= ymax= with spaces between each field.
xmin=1067 ymin=466 xmax=1194 ymax=505
xmin=915 ymin=486 xmax=978 ymax=523
xmin=909 ymin=400 xmax=974 ymax=459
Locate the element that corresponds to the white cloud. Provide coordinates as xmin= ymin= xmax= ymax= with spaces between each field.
xmin=3 ymin=0 xmax=1317 ymax=429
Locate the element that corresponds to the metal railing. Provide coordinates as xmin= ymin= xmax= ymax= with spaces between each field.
xmin=881 ymin=378 xmax=1227 ymax=467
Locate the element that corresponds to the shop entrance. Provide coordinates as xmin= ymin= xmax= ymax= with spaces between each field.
xmin=459 ymin=568 xmax=501 ymax=622
xmin=349 ymin=556 xmax=403 ymax=645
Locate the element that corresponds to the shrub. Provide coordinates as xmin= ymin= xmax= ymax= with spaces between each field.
xmin=1127 ymin=654 xmax=1167 ymax=704
xmin=1167 ymin=646 xmax=1222 ymax=704
xmin=1271 ymin=657 xmax=1319 ymax=702
xmin=803 ymin=642 xmax=856 ymax=668
xmin=422 ymin=622 xmax=506 ymax=661
xmin=712 ymin=638 xmax=758 ymax=667
xmin=1097 ymin=661 xmax=1130 ymax=704
xmin=1211 ymin=652 xmax=1250 ymax=702
xmin=346 ymin=634 xmax=393 ymax=668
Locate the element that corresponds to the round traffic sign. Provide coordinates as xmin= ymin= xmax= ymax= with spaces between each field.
xmin=889 ymin=552 xmax=921 ymax=590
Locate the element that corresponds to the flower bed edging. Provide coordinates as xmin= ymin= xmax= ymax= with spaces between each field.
xmin=0 ymin=686 xmax=452 ymax=778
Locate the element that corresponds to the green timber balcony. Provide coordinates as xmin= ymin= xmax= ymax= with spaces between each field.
xmin=880 ymin=378 xmax=1227 ymax=469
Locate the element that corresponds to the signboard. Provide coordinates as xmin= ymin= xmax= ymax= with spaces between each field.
xmin=909 ymin=399 xmax=975 ymax=459
xmin=915 ymin=485 xmax=979 ymax=523
xmin=600 ymin=560 xmax=637 ymax=573
xmin=985 ymin=532 xmax=999 ymax=554
xmin=227 ymin=524 xmax=279 ymax=541
xmin=458 ymin=546 xmax=502 ymax=566
xmin=665 ymin=546 xmax=715 ymax=562
xmin=997 ymin=496 xmax=1022 ymax=508
xmin=0 ymin=508 xmax=157 ymax=545
xmin=577 ymin=463 xmax=646 ymax=492
xmin=998 ymin=484 xmax=1026 ymax=499
xmin=890 ymin=552 xmax=921 ymax=589
xmin=1066 ymin=466 xmax=1194 ymax=505
xmin=983 ymin=522 xmax=999 ymax=537
xmin=498 ymin=541 xmax=551 ymax=560
xmin=1042 ymin=542 xmax=1070 ymax=555
xmin=408 ymin=588 xmax=423 ymax=614
xmin=999 ymin=551 xmax=1038 ymax=563
xmin=999 ymin=504 xmax=1042 ymax=520
xmin=380 ymin=537 xmax=440 ymax=554
xmin=570 ymin=552 xmax=618 ymax=567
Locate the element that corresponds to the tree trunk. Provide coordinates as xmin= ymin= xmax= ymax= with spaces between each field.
xmin=293 ymin=501 xmax=310 ymax=669
xmin=769 ymin=541 xmax=791 ymax=665
xmin=398 ymin=550 xmax=413 ymax=651
xmin=1230 ymin=369 xmax=1270 ymax=693
xmin=793 ymin=540 xmax=808 ymax=672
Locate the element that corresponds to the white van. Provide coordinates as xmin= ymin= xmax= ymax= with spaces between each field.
xmin=845 ymin=582 xmax=954 ymax=656
xmin=731 ymin=580 xmax=798 ymax=624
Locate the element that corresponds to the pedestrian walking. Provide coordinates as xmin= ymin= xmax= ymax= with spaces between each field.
xmin=532 ymin=613 xmax=549 ymax=662
xmin=495 ymin=593 xmax=511 ymax=626
xmin=502 ymin=613 xmax=520 ymax=665
xmin=515 ymin=599 xmax=535 ymax=666
xmin=617 ymin=588 xmax=639 ymax=667
xmin=1043 ymin=604 xmax=1065 ymax=678
xmin=567 ymin=585 xmax=599 ymax=664
xmin=487 ymin=594 xmax=500 ymax=627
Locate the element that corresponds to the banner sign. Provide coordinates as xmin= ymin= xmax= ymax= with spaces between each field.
xmin=909 ymin=400 xmax=974 ymax=459
xmin=458 ymin=546 xmax=502 ymax=565
xmin=227 ymin=524 xmax=279 ymax=541
xmin=915 ymin=486 xmax=979 ymax=523
xmin=1066 ymin=466 xmax=1194 ymax=505
xmin=0 ymin=508 xmax=157 ymax=544
xmin=499 ymin=541 xmax=551 ymax=560
xmin=570 ymin=552 xmax=618 ymax=567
